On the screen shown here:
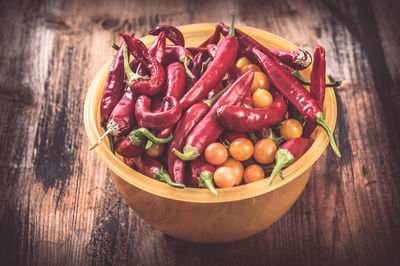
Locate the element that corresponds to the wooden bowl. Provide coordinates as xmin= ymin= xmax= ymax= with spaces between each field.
xmin=84 ymin=23 xmax=337 ymax=243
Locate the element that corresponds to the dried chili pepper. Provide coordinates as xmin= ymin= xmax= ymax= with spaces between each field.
xmin=190 ymin=51 xmax=210 ymax=79
xmin=115 ymin=127 xmax=172 ymax=158
xmin=268 ymin=137 xmax=313 ymax=185
xmin=252 ymin=47 xmax=341 ymax=157
xmin=89 ymin=88 xmax=137 ymax=150
xmin=135 ymin=95 xmax=182 ymax=131
xmin=269 ymin=49 xmax=312 ymax=70
xmin=303 ymin=46 xmax=326 ymax=137
xmin=207 ymin=82 xmax=225 ymax=99
xmin=191 ymin=157 xmax=218 ymax=195
xmin=120 ymin=33 xmax=165 ymax=96
xmin=168 ymin=87 xmax=228 ymax=184
xmin=132 ymin=154 xmax=184 ymax=188
xmin=179 ymin=14 xmax=239 ymax=110
xmin=163 ymin=45 xmax=195 ymax=79
xmin=217 ymin=89 xmax=287 ymax=132
xmin=149 ymin=25 xmax=185 ymax=47
xmin=100 ymin=35 xmax=133 ymax=124
xmin=173 ymin=70 xmax=254 ymax=161
xmin=157 ymin=62 xmax=187 ymax=138
xmin=241 ymin=90 xmax=253 ymax=107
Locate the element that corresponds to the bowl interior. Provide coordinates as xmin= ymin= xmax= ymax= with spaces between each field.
xmin=84 ymin=23 xmax=337 ymax=203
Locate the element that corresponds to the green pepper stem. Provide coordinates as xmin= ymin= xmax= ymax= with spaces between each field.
xmin=200 ymin=57 xmax=212 ymax=74
xmin=202 ymin=85 xmax=230 ymax=107
xmin=154 ymin=168 xmax=185 ymax=188
xmin=102 ymin=124 xmax=115 ymax=154
xmin=181 ymin=56 xmax=196 ymax=79
xmin=229 ymin=13 xmax=235 ymax=36
xmin=123 ymin=46 xmax=149 ymax=83
xmin=315 ymin=112 xmax=341 ymax=157
xmin=291 ymin=70 xmax=342 ymax=87
xmin=128 ymin=128 xmax=172 ymax=147
xmin=267 ymin=149 xmax=294 ymax=185
xmin=199 ymin=171 xmax=218 ymax=195
xmin=172 ymin=146 xmax=200 ymax=161
xmin=89 ymin=128 xmax=112 ymax=151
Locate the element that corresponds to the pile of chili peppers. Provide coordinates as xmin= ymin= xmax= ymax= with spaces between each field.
xmin=90 ymin=14 xmax=341 ymax=194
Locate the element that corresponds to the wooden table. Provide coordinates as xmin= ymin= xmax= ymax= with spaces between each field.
xmin=1 ymin=0 xmax=399 ymax=265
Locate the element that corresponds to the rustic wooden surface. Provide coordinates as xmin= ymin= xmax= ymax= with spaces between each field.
xmin=1 ymin=0 xmax=400 ymax=265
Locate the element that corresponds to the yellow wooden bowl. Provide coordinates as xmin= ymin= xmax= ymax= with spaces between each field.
xmin=84 ymin=23 xmax=337 ymax=243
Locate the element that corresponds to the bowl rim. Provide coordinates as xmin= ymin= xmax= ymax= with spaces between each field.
xmin=84 ymin=23 xmax=337 ymax=203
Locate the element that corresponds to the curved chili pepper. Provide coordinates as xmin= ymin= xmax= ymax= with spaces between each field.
xmin=100 ymin=35 xmax=133 ymax=124
xmin=151 ymin=94 xmax=164 ymax=113
xmin=135 ymin=95 xmax=182 ymax=131
xmin=163 ymin=45 xmax=195 ymax=79
xmin=270 ymin=49 xmax=312 ymax=70
xmin=173 ymin=70 xmax=254 ymax=161
xmin=115 ymin=128 xmax=173 ymax=158
xmin=89 ymin=88 xmax=137 ymax=150
xmin=217 ymin=89 xmax=287 ymax=132
xmin=190 ymin=157 xmax=218 ymax=195
xmin=168 ymin=87 xmax=228 ymax=184
xmin=303 ymin=46 xmax=326 ymax=137
xmin=120 ymin=33 xmax=165 ymax=96
xmin=252 ymin=47 xmax=341 ymax=157
xmin=268 ymin=137 xmax=313 ymax=185
xmin=149 ymin=25 xmax=185 ymax=47
xmin=179 ymin=14 xmax=239 ymax=110
xmin=132 ymin=154 xmax=184 ymax=188
xmin=157 ymin=62 xmax=187 ymax=138
xmin=199 ymin=26 xmax=221 ymax=47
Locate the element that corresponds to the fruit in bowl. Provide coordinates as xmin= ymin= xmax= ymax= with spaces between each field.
xmin=84 ymin=15 xmax=340 ymax=243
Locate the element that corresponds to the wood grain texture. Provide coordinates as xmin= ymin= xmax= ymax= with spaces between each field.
xmin=0 ymin=0 xmax=399 ymax=265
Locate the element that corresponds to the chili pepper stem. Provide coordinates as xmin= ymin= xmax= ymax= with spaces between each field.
xmin=202 ymin=85 xmax=229 ymax=107
xmin=268 ymin=149 xmax=294 ymax=185
xmin=89 ymin=128 xmax=112 ymax=150
xmin=315 ymin=112 xmax=341 ymax=157
xmin=128 ymin=128 xmax=173 ymax=146
xmin=199 ymin=171 xmax=218 ymax=195
xmin=154 ymin=168 xmax=185 ymax=188
xmin=180 ymin=56 xmax=196 ymax=79
xmin=172 ymin=146 xmax=200 ymax=161
xmin=112 ymin=43 xmax=120 ymax=50
xmin=291 ymin=70 xmax=342 ymax=87
xmin=123 ymin=46 xmax=149 ymax=83
xmin=229 ymin=13 xmax=235 ymax=36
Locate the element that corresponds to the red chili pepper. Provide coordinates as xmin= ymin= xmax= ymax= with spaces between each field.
xmin=135 ymin=95 xmax=182 ymax=131
xmin=303 ymin=46 xmax=325 ymax=137
xmin=206 ymin=44 xmax=218 ymax=58
xmin=199 ymin=26 xmax=221 ymax=47
xmin=173 ymin=70 xmax=254 ymax=161
xmin=115 ymin=127 xmax=172 ymax=158
xmin=120 ymin=33 xmax=165 ymax=96
xmin=149 ymin=25 xmax=185 ymax=47
xmin=270 ymin=48 xmax=312 ymax=70
xmin=157 ymin=63 xmax=187 ymax=138
xmin=268 ymin=137 xmax=313 ymax=185
xmin=132 ymin=154 xmax=184 ymax=188
xmin=218 ymin=23 xmax=294 ymax=72
xmin=179 ymin=15 xmax=239 ymax=110
xmin=100 ymin=35 xmax=133 ymax=124
xmin=168 ymin=88 xmax=228 ymax=184
xmin=151 ymin=94 xmax=164 ymax=113
xmin=89 ymin=88 xmax=137 ymax=150
xmin=217 ymin=89 xmax=287 ymax=132
xmin=190 ymin=157 xmax=218 ymax=195
xmin=163 ymin=45 xmax=195 ymax=79
xmin=252 ymin=47 xmax=341 ymax=157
